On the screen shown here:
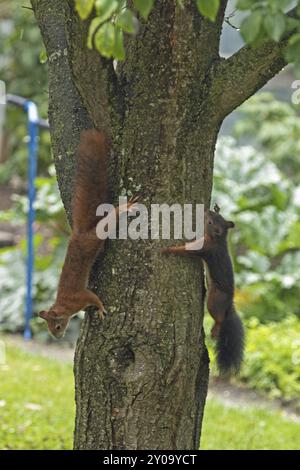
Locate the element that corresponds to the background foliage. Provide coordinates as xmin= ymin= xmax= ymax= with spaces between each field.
xmin=0 ymin=0 xmax=71 ymax=341
xmin=0 ymin=0 xmax=50 ymax=183
xmin=214 ymin=95 xmax=300 ymax=325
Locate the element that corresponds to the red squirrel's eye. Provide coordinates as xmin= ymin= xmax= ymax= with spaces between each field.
xmin=55 ymin=325 xmax=61 ymax=330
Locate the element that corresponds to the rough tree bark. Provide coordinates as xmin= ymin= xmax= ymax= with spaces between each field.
xmin=31 ymin=0 xmax=290 ymax=450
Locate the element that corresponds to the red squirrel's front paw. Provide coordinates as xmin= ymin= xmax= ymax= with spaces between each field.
xmin=129 ymin=194 xmax=141 ymax=205
xmin=127 ymin=194 xmax=141 ymax=214
xmin=160 ymin=247 xmax=169 ymax=254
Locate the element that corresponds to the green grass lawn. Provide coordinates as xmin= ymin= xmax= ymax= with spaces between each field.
xmin=0 ymin=341 xmax=74 ymax=449
xmin=0 ymin=341 xmax=300 ymax=450
xmin=201 ymin=396 xmax=300 ymax=450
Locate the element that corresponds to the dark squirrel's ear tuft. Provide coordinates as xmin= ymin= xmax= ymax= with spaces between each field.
xmin=38 ymin=310 xmax=50 ymax=320
xmin=213 ymin=203 xmax=220 ymax=213
xmin=226 ymin=220 xmax=235 ymax=229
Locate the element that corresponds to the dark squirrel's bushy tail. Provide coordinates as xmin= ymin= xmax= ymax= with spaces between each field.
xmin=72 ymin=130 xmax=109 ymax=232
xmin=216 ymin=306 xmax=245 ymax=376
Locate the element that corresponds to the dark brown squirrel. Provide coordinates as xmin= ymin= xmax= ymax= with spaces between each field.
xmin=38 ymin=130 xmax=138 ymax=338
xmin=161 ymin=204 xmax=244 ymax=375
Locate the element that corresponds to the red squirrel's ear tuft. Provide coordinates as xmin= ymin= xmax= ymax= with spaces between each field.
xmin=226 ymin=220 xmax=235 ymax=229
xmin=38 ymin=311 xmax=50 ymax=321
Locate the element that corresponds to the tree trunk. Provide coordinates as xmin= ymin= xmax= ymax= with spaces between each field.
xmin=31 ymin=0 xmax=286 ymax=450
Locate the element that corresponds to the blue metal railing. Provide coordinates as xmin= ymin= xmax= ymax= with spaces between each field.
xmin=6 ymin=95 xmax=49 ymax=339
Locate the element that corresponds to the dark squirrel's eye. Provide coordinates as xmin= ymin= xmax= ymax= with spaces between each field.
xmin=208 ymin=221 xmax=212 ymax=225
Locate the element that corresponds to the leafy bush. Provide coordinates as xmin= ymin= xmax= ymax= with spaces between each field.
xmin=2 ymin=165 xmax=67 ymax=226
xmin=235 ymin=92 xmax=300 ymax=183
xmin=241 ymin=316 xmax=300 ymax=405
xmin=205 ymin=315 xmax=300 ymax=407
xmin=0 ymin=237 xmax=66 ymax=334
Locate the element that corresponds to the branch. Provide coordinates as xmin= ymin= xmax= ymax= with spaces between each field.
xmin=201 ymin=0 xmax=229 ymax=61
xmin=63 ymin=1 xmax=124 ymax=133
xmin=210 ymin=8 xmax=298 ymax=121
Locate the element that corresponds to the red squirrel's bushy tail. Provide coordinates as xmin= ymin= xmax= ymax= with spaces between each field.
xmin=72 ymin=129 xmax=109 ymax=232
xmin=216 ymin=306 xmax=245 ymax=376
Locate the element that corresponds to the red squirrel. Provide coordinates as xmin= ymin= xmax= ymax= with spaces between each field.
xmin=161 ymin=204 xmax=244 ymax=375
xmin=39 ymin=130 xmax=138 ymax=338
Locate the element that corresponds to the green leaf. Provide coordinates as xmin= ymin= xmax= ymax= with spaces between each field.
xmin=285 ymin=33 xmax=300 ymax=63
xmin=196 ymin=0 xmax=220 ymax=21
xmin=236 ymin=0 xmax=257 ymax=10
xmin=294 ymin=60 xmax=300 ymax=78
xmin=115 ymin=9 xmax=138 ymax=34
xmin=94 ymin=22 xmax=115 ymax=57
xmin=240 ymin=11 xmax=263 ymax=43
xmin=133 ymin=0 xmax=154 ymax=19
xmin=271 ymin=0 xmax=293 ymax=13
xmin=75 ymin=0 xmax=94 ymax=20
xmin=114 ymin=28 xmax=125 ymax=60
xmin=264 ymin=14 xmax=285 ymax=42
xmin=286 ymin=17 xmax=299 ymax=32
xmin=288 ymin=32 xmax=300 ymax=47
xmin=87 ymin=17 xmax=103 ymax=49
xmin=94 ymin=0 xmax=119 ymax=21
xmin=39 ymin=49 xmax=47 ymax=64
